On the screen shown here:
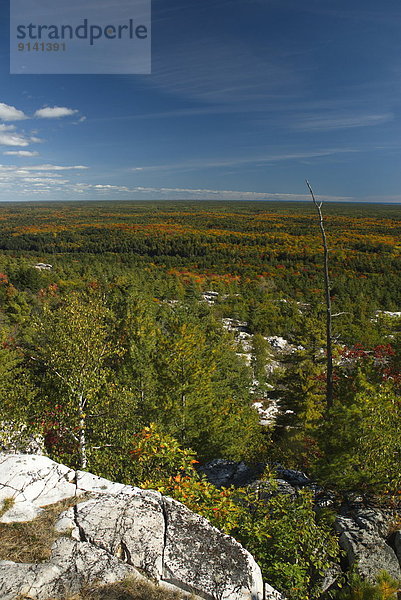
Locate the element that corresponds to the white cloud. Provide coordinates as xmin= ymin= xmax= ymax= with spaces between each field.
xmin=126 ymin=186 xmax=351 ymax=202
xmin=0 ymin=103 xmax=27 ymax=121
xmin=35 ymin=106 xmax=79 ymax=119
xmin=0 ymin=164 xmax=358 ymax=202
xmin=0 ymin=133 xmax=31 ymax=147
xmin=92 ymin=184 xmax=130 ymax=191
xmin=23 ymin=164 xmax=88 ymax=171
xmin=68 ymin=182 xmax=352 ymax=202
xmin=3 ymin=150 xmax=39 ymax=157
xmin=0 ymin=135 xmax=43 ymax=147
xmin=23 ymin=177 xmax=69 ymax=184
xmin=0 ymin=163 xmax=87 ymax=185
xmin=0 ymin=123 xmax=43 ymax=147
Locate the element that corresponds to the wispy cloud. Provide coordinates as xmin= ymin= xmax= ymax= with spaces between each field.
xmin=23 ymin=177 xmax=70 ymax=184
xmin=22 ymin=164 xmax=88 ymax=171
xmin=130 ymin=147 xmax=360 ymax=173
xmin=93 ymin=184 xmax=130 ymax=191
xmin=0 ymin=124 xmax=15 ymax=132
xmin=149 ymin=35 xmax=306 ymax=108
xmin=34 ymin=106 xmax=79 ymax=119
xmin=0 ymin=163 xmax=90 ymax=196
xmin=128 ymin=186 xmax=351 ymax=201
xmin=0 ymin=162 xmax=385 ymax=202
xmin=3 ymin=150 xmax=39 ymax=157
xmin=293 ymin=112 xmax=393 ymax=132
xmin=67 ymin=183 xmax=354 ymax=202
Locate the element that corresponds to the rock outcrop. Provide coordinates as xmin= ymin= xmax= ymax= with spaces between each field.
xmin=335 ymin=509 xmax=401 ymax=582
xmin=0 ymin=454 xmax=269 ymax=600
xmin=0 ymin=537 xmax=139 ymax=600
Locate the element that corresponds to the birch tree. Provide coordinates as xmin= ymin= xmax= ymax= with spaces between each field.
xmin=32 ymin=292 xmax=117 ymax=469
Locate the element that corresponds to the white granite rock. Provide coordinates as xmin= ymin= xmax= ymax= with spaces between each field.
xmin=265 ymin=582 xmax=286 ymax=600
xmin=162 ymin=496 xmax=264 ymax=600
xmin=0 ymin=454 xmax=75 ymax=522
xmin=0 ymin=454 xmax=141 ymax=522
xmin=74 ymin=491 xmax=165 ymax=580
xmin=0 ymin=537 xmax=139 ymax=600
xmin=0 ymin=453 xmax=270 ymax=600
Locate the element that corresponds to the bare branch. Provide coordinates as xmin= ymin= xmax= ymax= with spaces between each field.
xmin=91 ymin=444 xmax=116 ymax=450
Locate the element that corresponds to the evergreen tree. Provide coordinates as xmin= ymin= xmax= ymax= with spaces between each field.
xmin=0 ymin=325 xmax=35 ymax=426
xmin=119 ymin=294 xmax=159 ymax=422
xmin=315 ymin=380 xmax=401 ymax=494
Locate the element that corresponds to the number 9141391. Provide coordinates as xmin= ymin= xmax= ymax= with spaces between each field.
xmin=18 ymin=42 xmax=66 ymax=51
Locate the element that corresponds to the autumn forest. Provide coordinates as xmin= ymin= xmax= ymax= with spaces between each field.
xmin=1 ymin=199 xmax=401 ymax=599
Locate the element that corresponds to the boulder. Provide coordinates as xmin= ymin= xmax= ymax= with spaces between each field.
xmin=275 ymin=467 xmax=311 ymax=488
xmin=335 ymin=510 xmax=401 ymax=582
xmin=320 ymin=564 xmax=342 ymax=595
xmin=199 ymin=458 xmax=264 ymax=488
xmin=0 ymin=454 xmax=269 ymax=600
xmin=266 ymin=337 xmax=289 ymax=352
xmin=248 ymin=478 xmax=296 ymax=500
xmin=352 ymin=509 xmax=389 ymax=538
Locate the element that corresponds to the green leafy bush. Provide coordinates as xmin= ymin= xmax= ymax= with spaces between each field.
xmin=233 ymin=481 xmax=339 ymax=600
xmin=130 ymin=426 xmax=340 ymax=600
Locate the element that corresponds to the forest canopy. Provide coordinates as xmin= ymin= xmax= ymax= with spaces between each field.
xmin=0 ymin=199 xmax=401 ymax=599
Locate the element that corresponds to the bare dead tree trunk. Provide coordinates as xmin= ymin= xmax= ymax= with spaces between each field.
xmin=305 ymin=180 xmax=333 ymax=409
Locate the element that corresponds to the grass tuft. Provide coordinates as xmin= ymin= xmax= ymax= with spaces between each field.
xmin=17 ymin=577 xmax=194 ymax=600
xmin=0 ymin=497 xmax=78 ymax=563
xmin=0 ymin=497 xmax=15 ymax=518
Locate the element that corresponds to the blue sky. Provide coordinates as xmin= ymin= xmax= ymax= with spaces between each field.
xmin=1 ymin=0 xmax=401 ymax=202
